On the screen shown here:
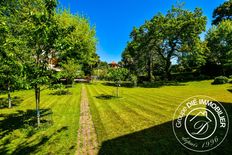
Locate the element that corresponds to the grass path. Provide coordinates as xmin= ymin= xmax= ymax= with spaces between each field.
xmin=76 ymin=85 xmax=98 ymax=155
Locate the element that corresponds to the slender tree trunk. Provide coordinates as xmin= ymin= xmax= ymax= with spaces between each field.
xmin=35 ymin=84 xmax=40 ymax=126
xmin=165 ymin=59 xmax=172 ymax=80
xmin=115 ymin=81 xmax=119 ymax=97
xmin=8 ymin=85 xmax=11 ymax=108
xmin=148 ymin=57 xmax=152 ymax=82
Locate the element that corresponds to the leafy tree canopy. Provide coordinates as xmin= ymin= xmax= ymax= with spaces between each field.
xmin=206 ymin=20 xmax=232 ymax=67
xmin=212 ymin=0 xmax=232 ymax=25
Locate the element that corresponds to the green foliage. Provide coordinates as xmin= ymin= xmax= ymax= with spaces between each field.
xmin=61 ymin=59 xmax=83 ymax=84
xmin=49 ymin=83 xmax=65 ymax=90
xmin=55 ymin=10 xmax=98 ymax=74
xmin=212 ymin=76 xmax=229 ymax=85
xmin=212 ymin=0 xmax=232 ymax=25
xmin=92 ymin=61 xmax=109 ymax=80
xmin=50 ymin=89 xmax=71 ymax=95
xmin=122 ymin=5 xmax=207 ymax=80
xmin=129 ymin=74 xmax=138 ymax=87
xmin=107 ymin=68 xmax=128 ymax=84
xmin=206 ymin=20 xmax=232 ymax=75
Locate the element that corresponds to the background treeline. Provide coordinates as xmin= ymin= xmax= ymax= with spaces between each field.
xmin=121 ymin=1 xmax=232 ymax=82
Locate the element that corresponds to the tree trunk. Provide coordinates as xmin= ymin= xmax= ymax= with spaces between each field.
xmin=116 ymin=85 xmax=119 ymax=97
xmin=147 ymin=51 xmax=153 ymax=82
xmin=8 ymin=85 xmax=11 ymax=108
xmin=35 ymin=85 xmax=40 ymax=126
xmin=165 ymin=59 xmax=172 ymax=80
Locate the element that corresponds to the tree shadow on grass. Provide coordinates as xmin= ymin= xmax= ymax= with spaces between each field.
xmin=98 ymin=102 xmax=232 ymax=155
xmin=0 ymin=96 xmax=23 ymax=109
xmin=95 ymin=94 xmax=117 ymax=100
xmin=138 ymin=81 xmax=186 ymax=88
xmin=0 ymin=109 xmax=53 ymax=139
xmin=11 ymin=126 xmax=69 ymax=155
xmin=102 ymin=81 xmax=186 ymax=88
xmin=0 ymin=108 xmax=60 ymax=155
xmin=227 ymin=88 xmax=232 ymax=93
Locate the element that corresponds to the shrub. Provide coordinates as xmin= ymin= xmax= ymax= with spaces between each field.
xmin=49 ymin=84 xmax=65 ymax=90
xmin=129 ymin=74 xmax=138 ymax=87
xmin=212 ymin=76 xmax=229 ymax=85
xmin=50 ymin=89 xmax=71 ymax=95
xmin=49 ymin=84 xmax=71 ymax=95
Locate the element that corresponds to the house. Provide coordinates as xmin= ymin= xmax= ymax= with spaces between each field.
xmin=109 ymin=61 xmax=119 ymax=68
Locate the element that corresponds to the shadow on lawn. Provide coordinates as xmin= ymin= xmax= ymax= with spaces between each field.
xmin=227 ymin=88 xmax=232 ymax=93
xmin=0 ymin=96 xmax=23 ymax=109
xmin=0 ymin=108 xmax=56 ymax=155
xmin=95 ymin=94 xmax=117 ymax=100
xmin=98 ymin=102 xmax=232 ymax=155
xmin=11 ymin=126 xmax=68 ymax=155
xmin=103 ymin=81 xmax=186 ymax=88
xmin=0 ymin=109 xmax=53 ymax=139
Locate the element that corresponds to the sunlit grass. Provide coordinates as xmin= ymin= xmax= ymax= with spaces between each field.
xmin=0 ymin=84 xmax=81 ymax=155
xmin=86 ymin=80 xmax=232 ymax=154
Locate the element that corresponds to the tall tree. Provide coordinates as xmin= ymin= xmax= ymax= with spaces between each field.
xmin=206 ymin=20 xmax=232 ymax=75
xmin=212 ymin=0 xmax=232 ymax=25
xmin=122 ymin=6 xmax=207 ymax=80
xmin=0 ymin=0 xmax=25 ymax=108
xmin=20 ymin=0 xmax=59 ymax=126
xmin=55 ymin=11 xmax=98 ymax=75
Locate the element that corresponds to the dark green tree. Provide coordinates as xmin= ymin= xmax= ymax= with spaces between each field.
xmin=0 ymin=0 xmax=26 ymax=108
xmin=122 ymin=6 xmax=207 ymax=80
xmin=206 ymin=20 xmax=232 ymax=75
xmin=212 ymin=0 xmax=232 ymax=25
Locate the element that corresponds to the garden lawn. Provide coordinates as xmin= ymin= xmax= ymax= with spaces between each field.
xmin=0 ymin=84 xmax=81 ymax=155
xmin=86 ymin=80 xmax=232 ymax=155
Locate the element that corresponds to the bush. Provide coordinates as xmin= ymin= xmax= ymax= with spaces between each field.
xmin=129 ymin=74 xmax=138 ymax=87
xmin=50 ymin=89 xmax=71 ymax=95
xmin=49 ymin=84 xmax=71 ymax=95
xmin=212 ymin=76 xmax=229 ymax=85
xmin=49 ymin=84 xmax=65 ymax=90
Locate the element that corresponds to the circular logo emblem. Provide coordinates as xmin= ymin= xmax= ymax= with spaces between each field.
xmin=172 ymin=95 xmax=229 ymax=152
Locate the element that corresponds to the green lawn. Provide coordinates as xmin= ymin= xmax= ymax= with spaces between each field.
xmin=1 ymin=81 xmax=231 ymax=155
xmin=0 ymin=84 xmax=81 ymax=155
xmin=86 ymin=80 xmax=232 ymax=155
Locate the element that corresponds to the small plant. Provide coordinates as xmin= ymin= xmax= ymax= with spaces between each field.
xmin=49 ymin=84 xmax=71 ymax=95
xmin=212 ymin=76 xmax=229 ymax=85
xmin=49 ymin=84 xmax=65 ymax=90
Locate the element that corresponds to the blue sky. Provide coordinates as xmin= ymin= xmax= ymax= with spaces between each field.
xmin=58 ymin=0 xmax=225 ymax=63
